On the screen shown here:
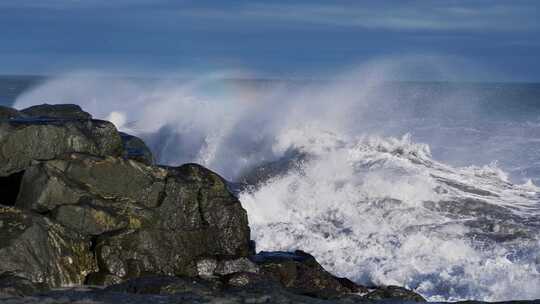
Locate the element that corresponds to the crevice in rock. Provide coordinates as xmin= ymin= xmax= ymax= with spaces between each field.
xmin=36 ymin=209 xmax=53 ymax=217
xmin=85 ymin=235 xmax=104 ymax=285
xmin=89 ymin=235 xmax=99 ymax=253
xmin=0 ymin=170 xmax=25 ymax=206
xmin=197 ymin=188 xmax=210 ymax=227
xmin=155 ymin=177 xmax=169 ymax=208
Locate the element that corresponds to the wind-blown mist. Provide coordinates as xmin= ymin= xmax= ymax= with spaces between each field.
xmin=14 ymin=62 xmax=540 ymax=301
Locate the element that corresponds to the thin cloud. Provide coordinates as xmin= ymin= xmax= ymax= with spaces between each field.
xmin=179 ymin=2 xmax=539 ymax=32
xmin=4 ymin=1 xmax=538 ymax=32
xmin=0 ymin=0 xmax=165 ymax=9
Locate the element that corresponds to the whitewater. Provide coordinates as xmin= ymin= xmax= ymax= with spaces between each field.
xmin=13 ymin=65 xmax=540 ymax=302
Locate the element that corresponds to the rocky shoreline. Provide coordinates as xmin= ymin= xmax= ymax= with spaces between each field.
xmin=0 ymin=104 xmax=538 ymax=304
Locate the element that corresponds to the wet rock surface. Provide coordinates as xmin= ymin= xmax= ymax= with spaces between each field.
xmin=0 ymin=106 xmax=25 ymax=120
xmin=252 ymin=250 xmax=369 ymax=299
xmin=14 ymin=155 xmax=251 ymax=283
xmin=0 ymin=273 xmax=48 ymax=298
xmin=236 ymin=150 xmax=308 ymax=190
xmin=0 ymin=104 xmax=444 ymax=302
xmin=0 ymin=281 xmax=538 ymax=304
xmin=0 ymin=207 xmax=96 ymax=287
xmin=20 ymin=104 xmax=92 ymax=120
xmin=0 ymin=118 xmax=123 ymax=176
xmin=120 ymin=132 xmax=154 ymax=165
xmin=364 ymin=286 xmax=427 ymax=302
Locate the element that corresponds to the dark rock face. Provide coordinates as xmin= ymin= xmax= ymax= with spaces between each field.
xmin=365 ymin=285 xmax=427 ymax=302
xmin=15 ymin=153 xmax=250 ymax=283
xmin=197 ymin=257 xmax=259 ymax=278
xmin=1 ymin=285 xmax=538 ymax=304
xmin=105 ymin=275 xmax=222 ymax=295
xmin=0 ymin=106 xmax=25 ymax=120
xmin=252 ymin=250 xmax=367 ymax=298
xmin=237 ymin=149 xmax=308 ymax=187
xmin=93 ymin=164 xmax=250 ymax=282
xmin=0 ymin=104 xmax=429 ymax=303
xmin=17 ymin=154 xmax=167 ymax=213
xmin=120 ymin=132 xmax=154 ymax=165
xmin=0 ymin=118 xmax=123 ymax=176
xmin=0 ymin=273 xmax=48 ymax=298
xmin=20 ymin=104 xmax=92 ymax=120
xmin=0 ymin=171 xmax=25 ymax=206
xmin=158 ymin=164 xmax=251 ymax=257
xmin=195 ymin=251 xmax=375 ymax=300
xmin=0 ymin=207 xmax=96 ymax=287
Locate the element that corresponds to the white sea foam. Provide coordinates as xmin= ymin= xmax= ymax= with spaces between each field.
xmin=240 ymin=132 xmax=540 ymax=301
xmin=14 ymin=63 xmax=540 ymax=301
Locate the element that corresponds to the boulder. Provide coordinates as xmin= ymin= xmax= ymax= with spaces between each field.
xmin=251 ymin=250 xmax=367 ymax=299
xmin=156 ymin=164 xmax=250 ymax=257
xmin=120 ymin=132 xmax=154 ymax=165
xmin=15 ymin=155 xmax=163 ymax=236
xmin=0 ymin=207 xmax=96 ymax=287
xmin=0 ymin=118 xmax=123 ymax=176
xmin=16 ymin=154 xmax=167 ymax=213
xmin=365 ymin=285 xmax=426 ymax=302
xmin=51 ymin=204 xmax=131 ymax=236
xmin=0 ymin=106 xmax=25 ymax=120
xmin=20 ymin=104 xmax=92 ymax=119
xmin=0 ymin=273 xmax=48 ymax=298
xmin=214 ymin=253 xmax=426 ymax=302
xmin=14 ymin=154 xmax=251 ymax=284
xmin=0 ymin=170 xmax=25 ymax=206
xmin=93 ymin=164 xmax=251 ymax=282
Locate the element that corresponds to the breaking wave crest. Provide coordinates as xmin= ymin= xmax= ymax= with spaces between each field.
xmin=240 ymin=131 xmax=540 ymax=302
xmin=14 ymin=66 xmax=540 ymax=301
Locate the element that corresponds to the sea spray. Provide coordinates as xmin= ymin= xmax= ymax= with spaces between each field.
xmin=240 ymin=132 xmax=540 ymax=301
xmin=13 ymin=65 xmax=540 ymax=301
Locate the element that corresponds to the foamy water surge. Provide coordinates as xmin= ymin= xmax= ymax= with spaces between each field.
xmin=14 ymin=66 xmax=540 ymax=301
xmin=241 ymin=132 xmax=540 ymax=301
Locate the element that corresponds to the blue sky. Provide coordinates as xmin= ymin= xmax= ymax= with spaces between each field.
xmin=0 ymin=0 xmax=539 ymax=81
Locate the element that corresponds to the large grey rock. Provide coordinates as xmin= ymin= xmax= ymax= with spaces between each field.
xmin=16 ymin=154 xmax=167 ymax=213
xmin=120 ymin=132 xmax=154 ymax=165
xmin=0 ymin=206 xmax=96 ymax=287
xmin=14 ymin=154 xmax=251 ymax=283
xmin=20 ymin=104 xmax=92 ymax=119
xmin=93 ymin=163 xmax=251 ymax=282
xmin=0 ymin=118 xmax=123 ymax=176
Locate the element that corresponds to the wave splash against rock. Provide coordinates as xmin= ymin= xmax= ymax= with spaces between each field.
xmin=10 ymin=73 xmax=540 ymax=302
xmin=0 ymin=104 xmax=427 ymax=303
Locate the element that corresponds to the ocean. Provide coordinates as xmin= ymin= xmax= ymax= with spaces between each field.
xmin=2 ymin=74 xmax=540 ymax=301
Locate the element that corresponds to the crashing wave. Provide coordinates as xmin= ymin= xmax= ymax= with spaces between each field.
xmin=239 ymin=130 xmax=540 ymax=302
xmin=13 ymin=70 xmax=540 ymax=301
